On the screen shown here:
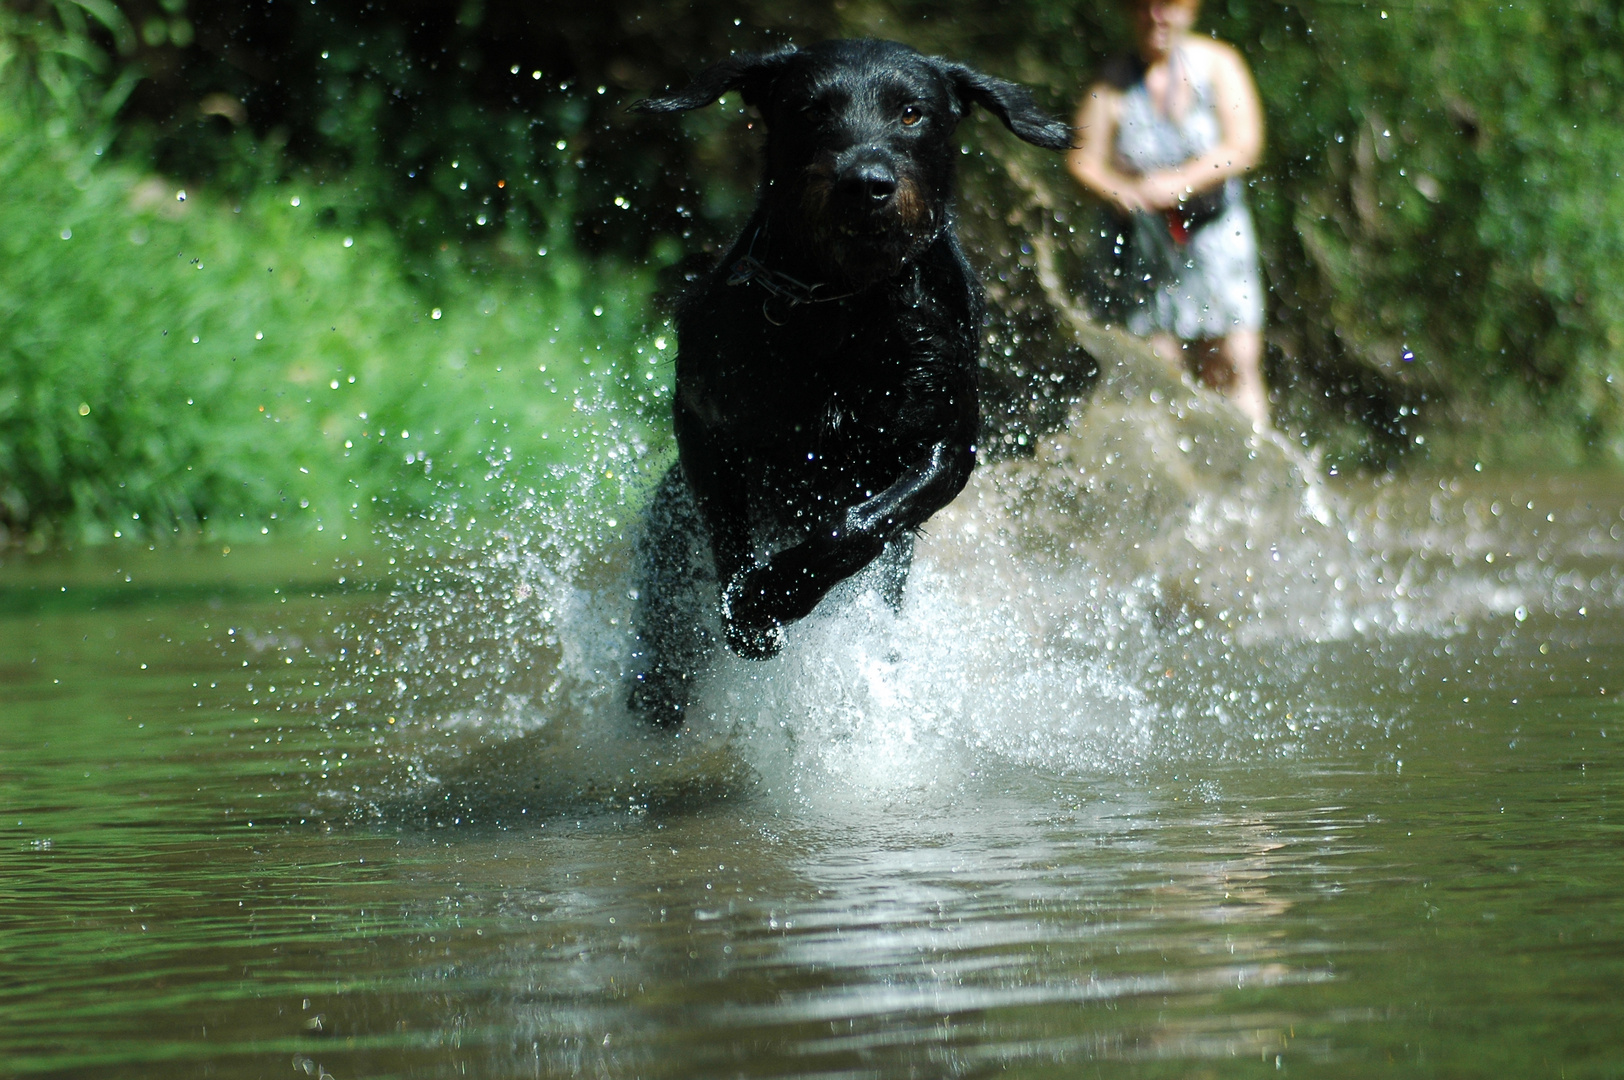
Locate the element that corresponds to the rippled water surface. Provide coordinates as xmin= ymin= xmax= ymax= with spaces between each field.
xmin=4 ymin=468 xmax=1624 ymax=1079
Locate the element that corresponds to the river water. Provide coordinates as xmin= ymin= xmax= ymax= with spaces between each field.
xmin=4 ymin=419 xmax=1624 ymax=1076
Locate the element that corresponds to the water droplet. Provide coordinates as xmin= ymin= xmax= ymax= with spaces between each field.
xmin=78 ymin=402 xmax=90 ymax=416
xmin=343 ymin=236 xmax=354 ymax=248
xmin=290 ymin=196 xmax=300 ymax=207
xmin=60 ymin=228 xmax=71 ymax=240
xmin=431 ymin=308 xmax=443 ymax=320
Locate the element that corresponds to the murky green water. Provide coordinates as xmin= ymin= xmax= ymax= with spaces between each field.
xmin=4 ymin=472 xmax=1623 ymax=1079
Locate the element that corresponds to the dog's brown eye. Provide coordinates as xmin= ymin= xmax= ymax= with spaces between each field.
xmin=900 ymin=104 xmax=923 ymax=126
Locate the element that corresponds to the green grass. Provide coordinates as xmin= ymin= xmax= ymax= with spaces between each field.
xmin=0 ymin=107 xmax=673 ymax=547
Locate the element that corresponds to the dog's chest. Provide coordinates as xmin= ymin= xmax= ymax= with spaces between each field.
xmin=691 ymin=308 xmax=940 ymax=450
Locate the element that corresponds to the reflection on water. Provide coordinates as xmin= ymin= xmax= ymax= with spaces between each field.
xmin=3 ymin=415 xmax=1624 ymax=1075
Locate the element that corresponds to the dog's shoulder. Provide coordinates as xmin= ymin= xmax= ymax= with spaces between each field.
xmin=907 ymin=228 xmax=985 ymax=349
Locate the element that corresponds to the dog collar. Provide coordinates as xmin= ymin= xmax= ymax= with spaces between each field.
xmin=726 ymin=229 xmax=859 ymax=325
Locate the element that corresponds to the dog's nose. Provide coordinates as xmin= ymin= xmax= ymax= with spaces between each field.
xmin=842 ymin=162 xmax=897 ymax=203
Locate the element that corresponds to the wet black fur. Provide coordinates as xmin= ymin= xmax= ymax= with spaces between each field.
xmin=626 ymin=39 xmax=1071 ymax=726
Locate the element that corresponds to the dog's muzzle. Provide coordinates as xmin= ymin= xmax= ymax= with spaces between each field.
xmin=801 ymin=153 xmax=934 ymax=278
xmin=839 ymin=160 xmax=899 ymax=205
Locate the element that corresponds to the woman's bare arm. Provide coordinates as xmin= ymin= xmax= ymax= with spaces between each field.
xmin=1136 ymin=41 xmax=1264 ymax=209
xmin=1066 ymin=84 xmax=1148 ymax=215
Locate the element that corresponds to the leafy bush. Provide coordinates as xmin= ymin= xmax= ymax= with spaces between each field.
xmin=1218 ymin=0 xmax=1624 ymax=464
xmin=0 ymin=0 xmax=142 ymax=134
xmin=0 ymin=105 xmax=670 ymax=545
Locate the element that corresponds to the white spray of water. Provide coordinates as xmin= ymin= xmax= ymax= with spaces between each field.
xmin=338 ymin=308 xmax=1623 ymax=825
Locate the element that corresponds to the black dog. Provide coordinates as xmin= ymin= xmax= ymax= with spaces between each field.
xmin=626 ymin=39 xmax=1070 ymax=726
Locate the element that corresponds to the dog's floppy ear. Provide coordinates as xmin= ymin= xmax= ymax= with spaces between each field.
xmin=632 ymin=49 xmax=796 ymax=114
xmin=931 ymin=60 xmax=1074 ymax=150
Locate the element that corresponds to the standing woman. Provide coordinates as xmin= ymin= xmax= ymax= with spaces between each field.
xmin=1068 ymin=0 xmax=1270 ymax=430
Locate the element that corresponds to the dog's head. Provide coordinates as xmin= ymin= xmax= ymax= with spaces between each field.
xmin=635 ymin=39 xmax=1072 ymax=285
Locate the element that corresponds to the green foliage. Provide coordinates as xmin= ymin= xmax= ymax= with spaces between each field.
xmin=96 ymin=0 xmax=840 ymax=263
xmin=1207 ymin=0 xmax=1624 ymax=464
xmin=0 ymin=105 xmax=669 ymax=545
xmin=5 ymin=0 xmax=1624 ymax=550
xmin=0 ymin=0 xmax=142 ymax=132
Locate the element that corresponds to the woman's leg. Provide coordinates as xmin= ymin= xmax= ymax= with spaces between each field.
xmin=1194 ymin=329 xmax=1269 ymax=431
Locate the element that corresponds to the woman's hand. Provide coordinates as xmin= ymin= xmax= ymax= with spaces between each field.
xmin=1135 ymin=170 xmax=1192 ymax=211
xmin=1069 ymin=85 xmax=1154 ymax=215
xmin=1100 ymin=177 xmax=1152 ymax=215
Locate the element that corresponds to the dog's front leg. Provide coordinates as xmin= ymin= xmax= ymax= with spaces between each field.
xmin=724 ymin=439 xmax=973 ymax=647
xmin=675 ymin=408 xmax=779 ymax=659
xmin=694 ymin=484 xmax=782 ymax=661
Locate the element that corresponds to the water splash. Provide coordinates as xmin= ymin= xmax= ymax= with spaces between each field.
xmin=326 ymin=175 xmax=1624 ymax=826
xmin=324 ymin=334 xmax=1624 ymax=827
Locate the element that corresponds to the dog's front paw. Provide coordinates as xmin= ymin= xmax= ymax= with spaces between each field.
xmin=725 ymin=618 xmax=785 ymax=660
xmin=722 ymin=571 xmax=787 ymax=660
